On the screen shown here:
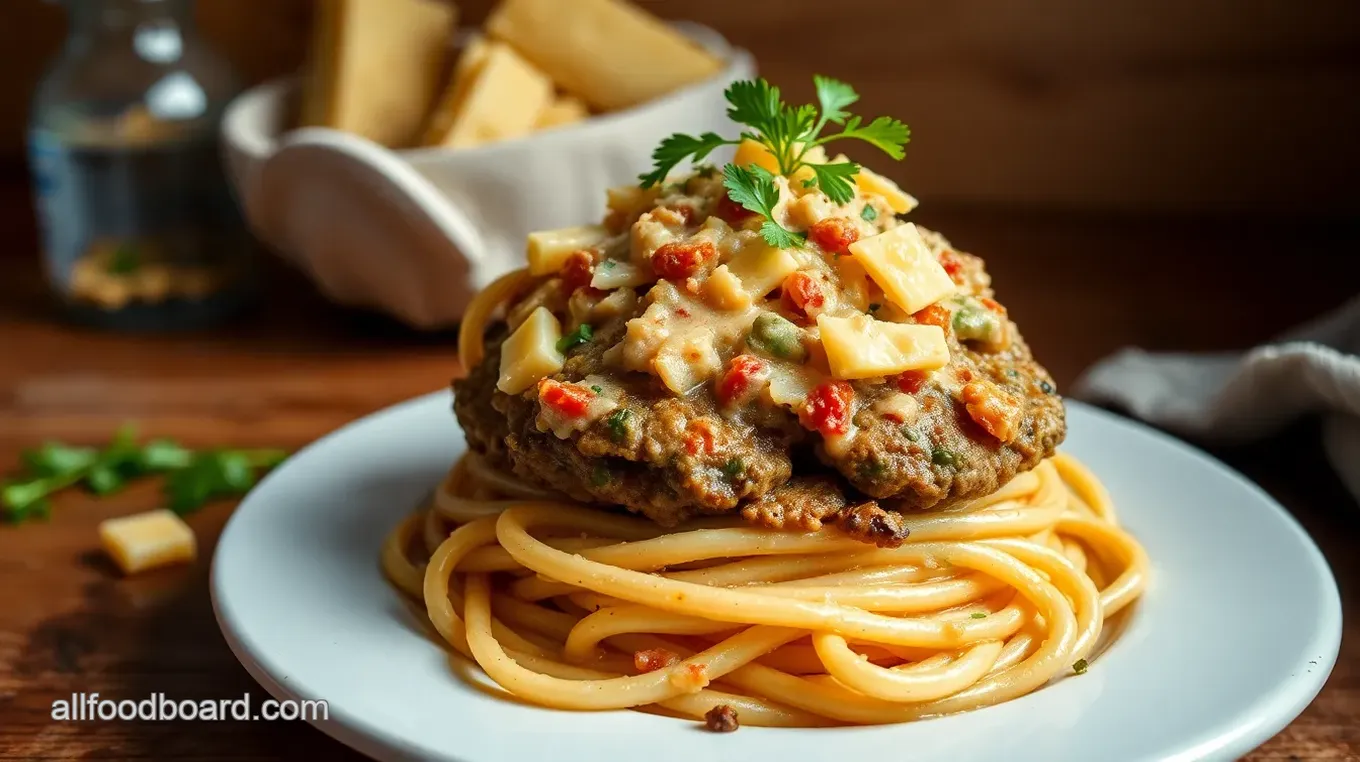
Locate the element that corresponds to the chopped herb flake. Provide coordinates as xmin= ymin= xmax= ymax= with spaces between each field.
xmin=970 ymin=612 xmax=987 ymax=619
xmin=1072 ymin=659 xmax=1088 ymax=675
xmin=931 ymin=448 xmax=957 ymax=468
xmin=722 ymin=458 xmax=745 ymax=478
xmin=590 ymin=465 xmax=611 ymax=487
xmin=606 ymin=409 xmax=632 ymax=443
xmin=556 ymin=324 xmax=593 ymax=354
xmin=861 ymin=205 xmax=878 ymax=222
xmin=107 ymin=242 xmax=141 ymax=274
xmin=591 ymin=385 xmax=604 ymax=394
xmin=1040 ymin=380 xmax=1054 ymax=394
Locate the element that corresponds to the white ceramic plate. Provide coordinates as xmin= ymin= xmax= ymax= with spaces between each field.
xmin=211 ymin=393 xmax=1342 ymax=762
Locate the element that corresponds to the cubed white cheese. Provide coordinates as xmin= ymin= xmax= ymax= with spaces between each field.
xmin=498 ymin=306 xmax=565 ymax=394
xmin=725 ymin=242 xmax=799 ymax=298
xmin=590 ymin=259 xmax=652 ymax=290
xmin=848 ymin=223 xmax=955 ymax=314
xmin=99 ymin=509 xmax=197 ymax=575
xmin=817 ymin=314 xmax=950 ymax=379
xmin=526 ymin=224 xmax=608 ymax=275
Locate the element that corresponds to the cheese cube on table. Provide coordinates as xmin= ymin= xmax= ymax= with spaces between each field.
xmin=848 ymin=223 xmax=954 ymax=314
xmin=498 ymin=307 xmax=565 ymax=394
xmin=817 ymin=314 xmax=949 ymax=380
xmin=100 ymin=510 xmax=197 ymax=576
xmin=526 ymin=224 xmax=609 ymax=275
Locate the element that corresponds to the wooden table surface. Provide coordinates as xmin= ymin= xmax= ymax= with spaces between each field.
xmin=0 ymin=174 xmax=1356 ymax=759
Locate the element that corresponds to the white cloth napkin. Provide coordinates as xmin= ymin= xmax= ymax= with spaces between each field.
xmin=1073 ymin=295 xmax=1360 ymax=503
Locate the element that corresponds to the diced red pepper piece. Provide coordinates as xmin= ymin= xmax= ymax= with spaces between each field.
xmin=808 ymin=218 xmax=860 ymax=256
xmin=651 ymin=240 xmax=716 ymax=281
xmin=714 ymin=194 xmax=756 ymax=225
xmin=894 ymin=370 xmax=930 ymax=394
xmin=717 ymin=354 xmax=769 ymax=406
xmin=634 ymin=648 xmax=680 ymax=673
xmin=538 ymin=379 xmax=594 ymax=418
xmin=560 ymin=250 xmax=595 ymax=293
xmin=939 ymin=250 xmax=966 ymax=284
xmin=913 ymin=303 xmax=951 ymax=330
xmin=800 ymin=381 xmax=854 ymax=436
xmin=979 ymin=296 xmax=1007 ymax=315
xmin=781 ymin=271 xmax=826 ymax=319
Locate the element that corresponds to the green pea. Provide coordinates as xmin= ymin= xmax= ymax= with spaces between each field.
xmin=747 ymin=313 xmax=807 ymax=362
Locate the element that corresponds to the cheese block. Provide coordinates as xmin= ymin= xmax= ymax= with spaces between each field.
xmin=725 ymin=242 xmax=799 ymax=298
xmin=498 ymin=306 xmax=565 ymax=394
xmin=431 ymin=41 xmax=554 ymax=149
xmin=300 ymin=0 xmax=456 ymax=148
xmin=486 ymin=0 xmax=723 ymax=111
xmin=848 ymin=223 xmax=955 ymax=314
xmin=733 ymin=139 xmax=827 ymax=179
xmin=420 ymin=35 xmax=492 ymax=147
xmin=527 ymin=224 xmax=609 ymax=275
xmin=536 ymin=95 xmax=590 ymax=130
xmin=855 ymin=165 xmax=919 ymax=214
xmin=100 ymin=510 xmax=197 ymax=575
xmin=702 ymin=265 xmax=753 ymax=311
xmin=817 ymin=314 xmax=949 ymax=379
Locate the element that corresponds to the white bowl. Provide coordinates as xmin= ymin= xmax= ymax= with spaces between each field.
xmin=221 ymin=24 xmax=755 ymax=328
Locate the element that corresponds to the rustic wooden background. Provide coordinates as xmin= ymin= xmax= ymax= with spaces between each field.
xmin=2 ymin=0 xmax=1358 ymax=215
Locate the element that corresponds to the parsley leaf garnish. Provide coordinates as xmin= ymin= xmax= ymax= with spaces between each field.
xmin=639 ymin=76 xmax=910 ymax=249
xmin=723 ymin=164 xmax=804 ymax=249
xmin=638 ymin=132 xmax=736 ymax=189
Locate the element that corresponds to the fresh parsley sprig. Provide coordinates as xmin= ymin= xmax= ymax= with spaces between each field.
xmin=1 ymin=424 xmax=288 ymax=523
xmin=639 ymin=76 xmax=910 ymax=248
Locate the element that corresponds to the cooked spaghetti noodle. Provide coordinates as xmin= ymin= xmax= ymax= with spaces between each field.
xmin=382 ymin=449 xmax=1148 ymax=726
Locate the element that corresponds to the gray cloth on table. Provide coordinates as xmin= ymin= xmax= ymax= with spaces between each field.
xmin=1073 ymin=295 xmax=1360 ymax=503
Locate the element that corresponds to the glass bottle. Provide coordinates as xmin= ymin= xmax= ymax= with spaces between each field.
xmin=28 ymin=0 xmax=253 ymax=330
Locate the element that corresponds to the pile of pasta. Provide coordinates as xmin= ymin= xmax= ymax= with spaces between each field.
xmin=383 ymin=450 xmax=1148 ymax=727
xmin=300 ymin=0 xmax=722 ymax=150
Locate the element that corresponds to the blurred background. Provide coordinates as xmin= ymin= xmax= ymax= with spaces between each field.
xmin=3 ymin=0 xmax=1359 ymax=215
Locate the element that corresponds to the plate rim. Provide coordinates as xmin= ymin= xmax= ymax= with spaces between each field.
xmin=210 ymin=392 xmax=1343 ymax=762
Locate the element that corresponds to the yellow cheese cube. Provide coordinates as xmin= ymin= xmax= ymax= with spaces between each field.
xmin=535 ymin=95 xmax=590 ymax=130
xmin=526 ymin=224 xmax=608 ymax=275
xmin=703 ymin=265 xmax=753 ymax=311
xmin=99 ymin=509 xmax=197 ymax=576
xmin=432 ymin=42 xmax=553 ymax=149
xmin=855 ymin=166 xmax=919 ymax=214
xmin=817 ymin=314 xmax=950 ymax=380
xmin=732 ymin=138 xmax=780 ymax=174
xmin=421 ymin=35 xmax=492 ymax=146
xmin=849 ymin=223 xmax=955 ymax=314
xmin=498 ymin=306 xmax=565 ymax=394
xmin=301 ymin=0 xmax=456 ymax=148
xmin=486 ymin=0 xmax=722 ymax=111
xmin=733 ymin=140 xmax=828 ymax=179
xmin=725 ymin=242 xmax=799 ymax=298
